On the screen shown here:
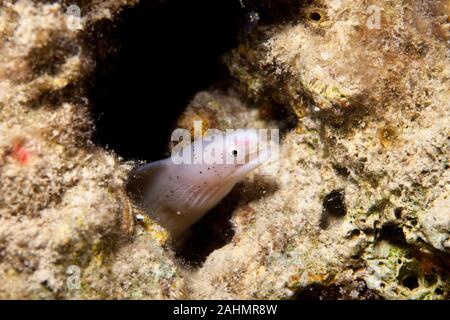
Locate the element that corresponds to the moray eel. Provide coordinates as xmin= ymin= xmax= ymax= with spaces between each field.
xmin=127 ymin=130 xmax=271 ymax=239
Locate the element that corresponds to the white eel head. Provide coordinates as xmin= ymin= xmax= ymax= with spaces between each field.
xmin=127 ymin=129 xmax=271 ymax=239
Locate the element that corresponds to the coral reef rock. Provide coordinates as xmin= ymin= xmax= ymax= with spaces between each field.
xmin=0 ymin=0 xmax=184 ymax=299
xmin=0 ymin=0 xmax=449 ymax=299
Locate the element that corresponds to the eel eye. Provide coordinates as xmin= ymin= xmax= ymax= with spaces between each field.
xmin=232 ymin=149 xmax=238 ymax=157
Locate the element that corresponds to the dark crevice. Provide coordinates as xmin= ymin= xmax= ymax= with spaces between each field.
xmin=333 ymin=164 xmax=351 ymax=178
xmin=394 ymin=207 xmax=403 ymax=219
xmin=259 ymin=101 xmax=299 ymax=136
xmin=309 ymin=11 xmax=322 ymax=21
xmin=320 ymin=189 xmax=347 ymax=229
xmin=88 ymin=0 xmax=242 ymax=163
xmin=377 ymin=222 xmax=407 ymax=246
xmin=402 ymin=275 xmax=419 ymax=290
xmin=295 ymin=281 xmax=383 ymax=300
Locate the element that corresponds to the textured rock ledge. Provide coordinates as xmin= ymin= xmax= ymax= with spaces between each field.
xmin=0 ymin=0 xmax=185 ymax=299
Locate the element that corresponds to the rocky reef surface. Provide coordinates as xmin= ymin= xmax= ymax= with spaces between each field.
xmin=0 ymin=0 xmax=448 ymax=299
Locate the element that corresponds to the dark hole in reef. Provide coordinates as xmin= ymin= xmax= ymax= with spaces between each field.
xmin=295 ymin=283 xmax=338 ymax=300
xmin=333 ymin=164 xmax=350 ymax=178
xmin=309 ymin=11 xmax=322 ymax=21
xmin=174 ymin=194 xmax=237 ymax=267
xmin=402 ymin=275 xmax=419 ymax=290
xmin=435 ymin=288 xmax=443 ymax=295
xmin=88 ymin=0 xmax=242 ymax=162
xmin=378 ymin=222 xmax=407 ymax=246
xmin=394 ymin=207 xmax=403 ymax=219
xmin=295 ymin=281 xmax=383 ymax=300
xmin=320 ymin=189 xmax=346 ymax=229
xmin=323 ymin=189 xmax=347 ymax=216
xmin=348 ymin=229 xmax=361 ymax=238
xmin=259 ymin=101 xmax=299 ymax=136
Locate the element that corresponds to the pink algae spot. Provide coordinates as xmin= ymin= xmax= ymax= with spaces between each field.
xmin=11 ymin=142 xmax=30 ymax=165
